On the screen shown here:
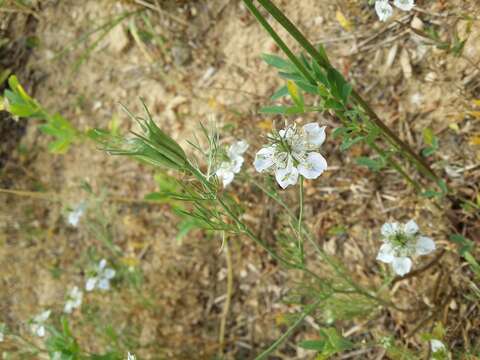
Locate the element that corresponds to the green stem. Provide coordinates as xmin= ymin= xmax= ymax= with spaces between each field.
xmin=218 ymin=232 xmax=233 ymax=356
xmin=369 ymin=141 xmax=421 ymax=192
xmin=253 ymin=0 xmax=330 ymax=68
xmin=245 ymin=0 xmax=439 ymax=184
xmin=298 ymin=176 xmax=305 ymax=264
xmin=242 ymin=0 xmax=315 ymax=84
xmin=255 ymin=296 xmax=327 ymax=360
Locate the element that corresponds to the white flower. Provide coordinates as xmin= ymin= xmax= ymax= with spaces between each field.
xmin=215 ymin=140 xmax=249 ymax=188
xmin=30 ymin=310 xmax=51 ymax=337
xmin=431 ymin=339 xmax=446 ymax=353
xmin=254 ymin=122 xmax=328 ymax=189
xmin=63 ymin=286 xmax=83 ymax=314
xmin=377 ymin=220 xmax=436 ymax=276
xmin=394 ymin=0 xmax=415 ymax=11
xmin=375 ymin=0 xmax=393 ymax=21
xmin=430 ymin=339 xmax=450 ymax=358
xmin=0 ymin=324 xmax=5 ymax=342
xmin=67 ymin=202 xmax=86 ymax=227
xmin=127 ymin=353 xmax=136 ymax=360
xmin=85 ymin=259 xmax=116 ymax=292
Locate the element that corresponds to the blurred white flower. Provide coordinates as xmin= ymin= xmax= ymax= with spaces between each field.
xmin=67 ymin=202 xmax=86 ymax=227
xmin=431 ymin=339 xmax=446 ymax=352
xmin=394 ymin=0 xmax=415 ymax=11
xmin=85 ymin=259 xmax=116 ymax=292
xmin=431 ymin=339 xmax=450 ymax=358
xmin=253 ymin=122 xmax=327 ymax=189
xmin=30 ymin=310 xmax=51 ymax=337
xmin=0 ymin=324 xmax=4 ymax=342
xmin=127 ymin=352 xmax=136 ymax=360
xmin=52 ymin=352 xmax=62 ymax=360
xmin=215 ymin=140 xmax=249 ymax=188
xmin=63 ymin=286 xmax=83 ymax=314
xmin=377 ymin=220 xmax=436 ymax=276
xmin=375 ymin=0 xmax=393 ymax=21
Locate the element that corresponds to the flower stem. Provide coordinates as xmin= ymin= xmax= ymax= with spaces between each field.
xmin=218 ymin=232 xmax=233 ymax=356
xmin=244 ymin=0 xmax=440 ymax=184
xmin=298 ymin=176 xmax=305 ymax=264
xmin=254 ymin=296 xmax=328 ymax=360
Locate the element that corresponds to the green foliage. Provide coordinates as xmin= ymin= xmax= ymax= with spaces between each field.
xmin=298 ymin=328 xmax=353 ymax=359
xmin=356 ymin=156 xmax=386 ymax=172
xmin=45 ymin=318 xmax=81 ymax=359
xmin=260 ymin=51 xmax=351 ymax=115
xmin=322 ymin=292 xmax=376 ymax=322
xmin=416 ymin=24 xmax=468 ymax=57
xmin=2 ymin=75 xmax=80 ymax=153
xmin=420 ymin=179 xmax=448 ymax=199
xmin=145 ymin=172 xmax=213 ymax=242
xmin=449 ymin=234 xmax=480 ymax=278
xmin=91 ymin=102 xmax=188 ymax=171
xmin=422 ymin=128 xmax=439 ymax=157
xmin=380 ymin=336 xmax=418 ymax=360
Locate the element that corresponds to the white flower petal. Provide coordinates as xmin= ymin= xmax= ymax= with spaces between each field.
xmin=67 ymin=206 xmax=84 ymax=227
xmin=72 ymin=286 xmax=82 ymax=298
xmin=415 ymin=236 xmax=435 ymax=256
xmin=216 ymin=167 xmax=235 ymax=188
xmin=302 ymin=123 xmax=326 ymax=147
xmin=381 ymin=222 xmax=400 ymax=237
xmin=403 ymin=219 xmax=419 ymax=235
xmin=230 ymin=156 xmax=244 ymax=174
xmin=64 ymin=301 xmax=73 ymax=314
xmin=103 ymin=268 xmax=116 ymax=280
xmin=393 ymin=0 xmax=415 ymax=11
xmin=228 ymin=140 xmax=249 ymax=158
xmin=375 ymin=0 xmax=393 ymax=21
xmin=85 ymin=277 xmax=97 ymax=291
xmin=297 ymin=152 xmax=328 ymax=179
xmin=98 ymin=278 xmax=111 ymax=291
xmin=99 ymin=259 xmax=107 ymax=270
xmin=36 ymin=325 xmax=45 ymax=337
xmin=128 ymin=353 xmax=137 ymax=360
xmin=275 ymin=165 xmax=299 ymax=189
xmin=254 ymin=146 xmax=276 ymax=172
xmin=376 ymin=243 xmax=395 ymax=263
xmin=392 ymin=256 xmax=412 ymax=276
xmin=430 ymin=339 xmax=446 ymax=353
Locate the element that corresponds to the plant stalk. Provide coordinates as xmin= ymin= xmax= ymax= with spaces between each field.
xmin=298 ymin=176 xmax=305 ymax=263
xmin=245 ymin=0 xmax=439 ymax=184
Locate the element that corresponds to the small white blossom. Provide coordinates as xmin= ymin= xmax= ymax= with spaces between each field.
xmin=215 ymin=140 xmax=249 ymax=188
xmin=67 ymin=202 xmax=86 ymax=227
xmin=0 ymin=324 xmax=5 ymax=342
xmin=85 ymin=259 xmax=116 ymax=292
xmin=254 ymin=122 xmax=328 ymax=189
xmin=127 ymin=353 xmax=136 ymax=360
xmin=63 ymin=286 xmax=83 ymax=314
xmin=393 ymin=0 xmax=415 ymax=11
xmin=30 ymin=310 xmax=51 ymax=337
xmin=430 ymin=339 xmax=450 ymax=359
xmin=375 ymin=0 xmax=393 ymax=21
xmin=431 ymin=339 xmax=446 ymax=353
xmin=377 ymin=220 xmax=436 ymax=276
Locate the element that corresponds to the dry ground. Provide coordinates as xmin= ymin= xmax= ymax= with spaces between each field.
xmin=1 ymin=0 xmax=479 ymax=359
